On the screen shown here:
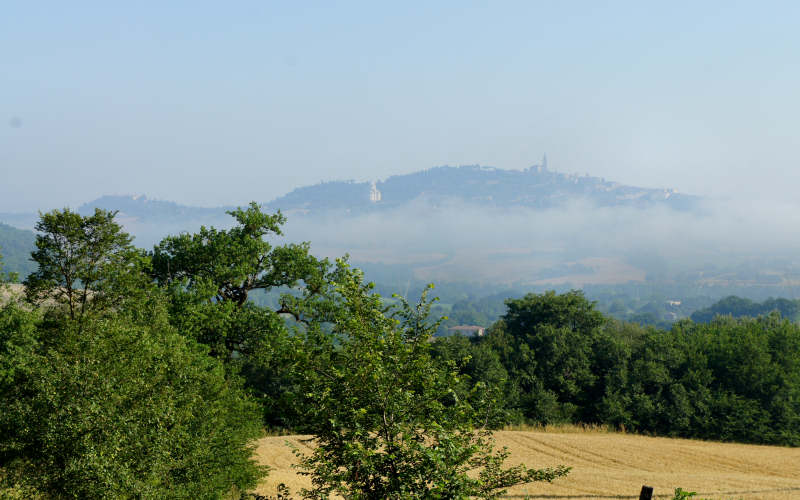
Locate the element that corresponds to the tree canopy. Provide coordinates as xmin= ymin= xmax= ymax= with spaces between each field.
xmin=151 ymin=202 xmax=327 ymax=308
xmin=293 ymin=267 xmax=569 ymax=499
xmin=24 ymin=208 xmax=143 ymax=322
xmin=2 ymin=208 xmax=266 ymax=497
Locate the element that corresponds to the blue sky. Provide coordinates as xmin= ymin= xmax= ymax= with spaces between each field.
xmin=2 ymin=1 xmax=799 ymax=210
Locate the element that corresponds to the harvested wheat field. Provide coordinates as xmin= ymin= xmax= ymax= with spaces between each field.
xmin=0 ymin=284 xmax=23 ymax=304
xmin=253 ymin=429 xmax=800 ymax=499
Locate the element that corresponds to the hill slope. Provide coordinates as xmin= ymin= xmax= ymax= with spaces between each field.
xmin=0 ymin=223 xmax=35 ymax=278
xmin=267 ymin=164 xmax=700 ymax=214
xmin=77 ymin=195 xmax=232 ymax=221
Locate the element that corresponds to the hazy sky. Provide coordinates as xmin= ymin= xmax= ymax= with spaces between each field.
xmin=2 ymin=1 xmax=799 ymax=211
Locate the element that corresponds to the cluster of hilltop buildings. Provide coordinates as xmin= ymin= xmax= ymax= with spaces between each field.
xmin=368 ymin=154 xmax=551 ymax=203
xmin=363 ymin=155 xmax=685 ymax=207
xmin=526 ymin=154 xmax=548 ymax=173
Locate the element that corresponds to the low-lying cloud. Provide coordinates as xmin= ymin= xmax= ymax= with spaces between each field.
xmin=277 ymin=196 xmax=800 ymax=285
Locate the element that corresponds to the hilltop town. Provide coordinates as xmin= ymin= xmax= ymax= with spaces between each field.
xmin=266 ymin=158 xmax=698 ymax=215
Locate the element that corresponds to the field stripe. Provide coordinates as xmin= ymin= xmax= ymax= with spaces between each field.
xmin=254 ymin=430 xmax=800 ymax=499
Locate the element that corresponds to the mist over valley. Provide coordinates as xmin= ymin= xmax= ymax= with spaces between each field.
xmin=4 ymin=163 xmax=799 ymax=328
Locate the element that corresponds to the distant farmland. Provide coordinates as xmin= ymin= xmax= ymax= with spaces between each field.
xmin=254 ymin=429 xmax=800 ymax=499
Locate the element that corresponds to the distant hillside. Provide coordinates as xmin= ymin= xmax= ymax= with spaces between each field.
xmin=0 ymin=164 xmax=704 ymax=283
xmin=0 ymin=223 xmax=36 ymax=279
xmin=267 ymin=164 xmax=700 ymax=214
xmin=0 ymin=212 xmax=38 ymax=230
xmin=77 ymin=195 xmax=236 ymax=247
xmin=5 ymin=164 xmax=701 ymax=230
xmin=78 ymin=195 xmax=232 ymax=221
xmin=690 ymin=295 xmax=800 ymax=323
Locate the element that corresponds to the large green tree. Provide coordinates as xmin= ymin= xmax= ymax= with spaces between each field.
xmin=293 ymin=265 xmax=569 ymax=499
xmin=151 ymin=202 xmax=328 ymax=310
xmin=2 ymin=209 xmax=267 ymax=497
xmin=149 ymin=202 xmax=333 ymax=361
xmin=24 ymin=208 xmax=144 ymax=322
xmin=0 ymin=298 xmax=266 ymax=498
xmin=490 ymin=290 xmax=623 ymax=423
xmin=430 ymin=334 xmax=511 ymax=428
xmin=150 ymin=203 xmax=339 ymax=429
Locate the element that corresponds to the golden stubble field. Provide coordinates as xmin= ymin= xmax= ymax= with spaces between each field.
xmin=253 ymin=429 xmax=800 ymax=499
xmin=0 ymin=284 xmax=23 ymax=304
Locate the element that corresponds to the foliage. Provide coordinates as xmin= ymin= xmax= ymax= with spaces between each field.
xmin=669 ymin=488 xmax=720 ymax=500
xmin=293 ymin=265 xmax=569 ymax=499
xmin=1 ymin=209 xmax=267 ymax=498
xmin=489 ymin=291 xmax=621 ymax=424
xmin=597 ymin=314 xmax=800 ymax=445
xmin=671 ymin=488 xmax=701 ymax=500
xmin=167 ymin=292 xmax=305 ymax=429
xmin=150 ymin=203 xmax=340 ymax=429
xmin=0 ymin=297 xmax=266 ymax=498
xmin=8 ymin=198 xmax=800 ymax=500
xmin=429 ymin=334 xmax=512 ymax=427
xmin=467 ymin=290 xmax=800 ymax=446
xmin=151 ymin=202 xmax=327 ymax=308
xmin=23 ymin=208 xmax=143 ymax=322
xmin=690 ymin=295 xmax=800 ymax=323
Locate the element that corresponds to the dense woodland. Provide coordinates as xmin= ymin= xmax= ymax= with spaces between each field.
xmin=434 ymin=293 xmax=800 ymax=445
xmin=1 ymin=206 xmax=799 ymax=498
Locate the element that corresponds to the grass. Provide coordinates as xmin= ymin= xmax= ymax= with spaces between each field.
xmin=252 ymin=428 xmax=800 ymax=499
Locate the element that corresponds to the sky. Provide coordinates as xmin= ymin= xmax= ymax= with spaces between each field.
xmin=2 ymin=1 xmax=800 ymax=212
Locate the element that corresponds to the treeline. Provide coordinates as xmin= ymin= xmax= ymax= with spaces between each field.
xmin=434 ymin=290 xmax=800 ymax=334
xmin=690 ymin=295 xmax=800 ymax=323
xmin=433 ymin=291 xmax=800 ymax=446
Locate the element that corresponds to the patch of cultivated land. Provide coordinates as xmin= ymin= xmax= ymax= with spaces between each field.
xmin=254 ymin=429 xmax=800 ymax=499
xmin=0 ymin=284 xmax=23 ymax=304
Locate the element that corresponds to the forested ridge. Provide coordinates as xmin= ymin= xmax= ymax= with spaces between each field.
xmin=1 ymin=206 xmax=799 ymax=498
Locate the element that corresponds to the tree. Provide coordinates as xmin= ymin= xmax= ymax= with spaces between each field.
xmin=430 ymin=334 xmax=511 ymax=428
xmin=151 ymin=202 xmax=328 ymax=309
xmin=150 ymin=203 xmax=339 ymax=428
xmin=150 ymin=202 xmax=333 ymax=358
xmin=150 ymin=202 xmax=350 ymax=428
xmin=493 ymin=290 xmax=609 ymax=423
xmin=503 ymin=290 xmax=605 ymax=335
xmin=293 ymin=264 xmax=569 ymax=499
xmin=24 ymin=208 xmax=142 ymax=322
xmin=2 ymin=209 xmax=267 ymax=497
xmin=0 ymin=298 xmax=266 ymax=498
